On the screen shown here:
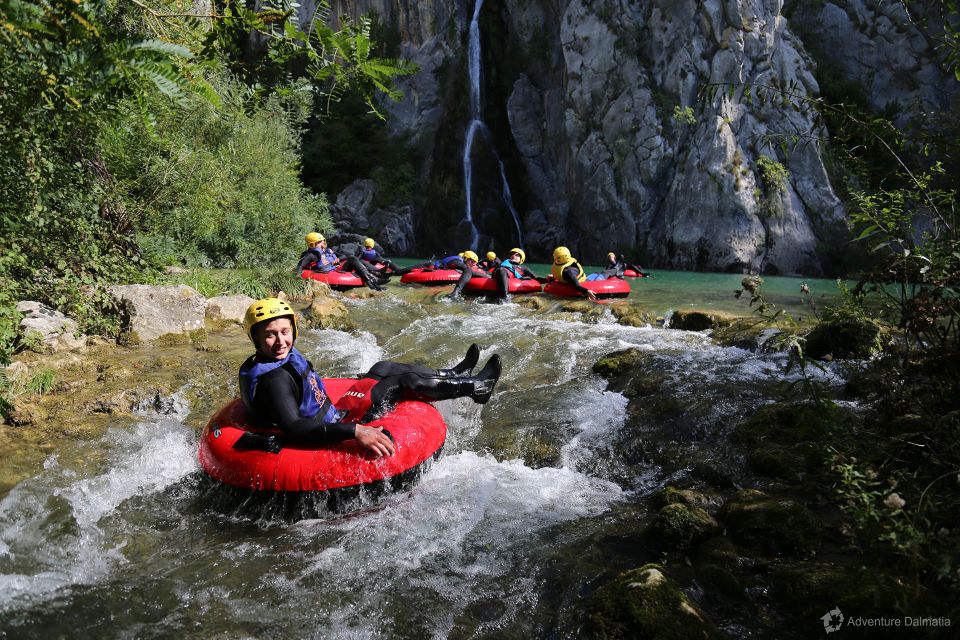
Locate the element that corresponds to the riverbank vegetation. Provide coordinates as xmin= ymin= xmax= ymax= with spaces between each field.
xmin=0 ymin=0 xmax=413 ymax=364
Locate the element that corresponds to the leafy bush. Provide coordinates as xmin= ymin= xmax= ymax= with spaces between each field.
xmin=101 ymin=76 xmax=331 ymax=270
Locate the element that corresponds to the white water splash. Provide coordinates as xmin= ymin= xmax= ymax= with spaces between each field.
xmin=0 ymin=419 xmax=197 ymax=612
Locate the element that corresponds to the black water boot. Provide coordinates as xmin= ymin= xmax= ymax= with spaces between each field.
xmin=469 ymin=354 xmax=501 ymax=404
xmin=412 ymin=354 xmax=502 ymax=404
xmin=435 ymin=344 xmax=480 ymax=378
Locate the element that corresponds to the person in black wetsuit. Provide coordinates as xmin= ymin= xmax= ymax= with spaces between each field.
xmin=445 ymin=251 xmax=492 ymax=298
xmin=551 ymin=246 xmax=598 ymax=301
xmin=478 ymin=251 xmax=499 ymax=271
xmin=605 ymin=252 xmax=649 ymax=277
xmin=238 ymin=298 xmax=502 ymax=456
xmin=295 ymin=232 xmax=385 ymax=291
xmin=493 ymin=248 xmax=539 ymax=299
xmin=355 ymin=237 xmax=410 ymax=277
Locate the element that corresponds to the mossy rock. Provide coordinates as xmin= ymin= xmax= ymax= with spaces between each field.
xmin=622 ymin=373 xmax=663 ymax=399
xmin=670 ymin=310 xmax=739 ymax=331
xmin=651 ymin=486 xmax=711 ymax=510
xmin=731 ymin=401 xmax=855 ymax=447
xmin=592 ymin=348 xmax=649 ymax=379
xmin=559 ymin=299 xmax=603 ymax=315
xmin=711 ymin=318 xmax=786 ymax=350
xmin=644 ymin=503 xmax=720 ymax=551
xmin=489 ymin=431 xmax=561 ymax=469
xmin=803 ymin=317 xmax=890 ymax=360
xmin=718 ymin=489 xmax=818 ymax=556
xmin=514 ymin=296 xmax=550 ymax=311
xmin=611 ymin=306 xmax=655 ymax=327
xmin=770 ymin=562 xmax=916 ymax=622
xmin=744 ymin=444 xmax=814 ymax=482
xmin=302 ymin=296 xmax=355 ymax=332
xmin=583 ymin=564 xmax=724 ymax=640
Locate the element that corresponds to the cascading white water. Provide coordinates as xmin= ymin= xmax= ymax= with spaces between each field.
xmin=462 ymin=0 xmax=524 ymax=249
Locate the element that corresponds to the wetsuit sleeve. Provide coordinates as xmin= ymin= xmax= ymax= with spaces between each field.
xmin=254 ymin=369 xmax=356 ymax=444
xmin=295 ymin=253 xmax=314 ymax=276
xmin=520 ymin=265 xmax=538 ymax=279
xmin=562 ymin=266 xmax=591 ymax=295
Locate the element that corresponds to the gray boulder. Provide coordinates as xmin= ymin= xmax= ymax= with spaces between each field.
xmin=205 ymin=295 xmax=255 ymax=324
xmin=330 ymin=179 xmax=416 ymax=255
xmin=109 ymin=284 xmax=206 ymax=343
xmin=16 ymin=301 xmax=86 ymax=352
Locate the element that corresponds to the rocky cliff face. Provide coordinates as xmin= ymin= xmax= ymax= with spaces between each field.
xmin=311 ymin=0 xmax=955 ymax=275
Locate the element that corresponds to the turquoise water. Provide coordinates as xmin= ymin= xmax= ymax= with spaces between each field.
xmin=392 ymin=258 xmax=848 ymax=319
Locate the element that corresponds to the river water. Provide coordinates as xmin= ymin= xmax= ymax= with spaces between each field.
xmin=0 ymin=271 xmax=851 ymax=638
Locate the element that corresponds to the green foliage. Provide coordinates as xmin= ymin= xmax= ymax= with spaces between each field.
xmin=157 ymin=267 xmax=312 ymax=300
xmin=755 ymin=155 xmax=789 ymax=193
xmin=671 ymin=105 xmax=696 ymax=126
xmin=100 ymin=75 xmax=331 ymax=269
xmin=0 ymin=0 xmax=413 ymax=365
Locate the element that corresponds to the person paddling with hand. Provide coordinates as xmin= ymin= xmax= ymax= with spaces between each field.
xmin=551 ymin=246 xmax=598 ymax=301
xmin=238 ymin=298 xmax=503 ymax=457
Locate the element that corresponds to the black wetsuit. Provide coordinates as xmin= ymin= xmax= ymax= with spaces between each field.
xmin=355 ymin=247 xmax=407 ymax=276
xmin=248 ymin=361 xmax=357 ymax=445
xmin=247 ymin=359 xmax=473 ymax=442
xmin=295 ymin=247 xmax=383 ymax=290
xmin=295 ymin=248 xmax=325 ymax=277
xmin=494 ymin=261 xmax=538 ymax=297
xmin=447 ymin=257 xmax=491 ymax=296
xmin=608 ymin=257 xmax=647 ymax=277
xmin=561 ymin=264 xmax=594 ymax=296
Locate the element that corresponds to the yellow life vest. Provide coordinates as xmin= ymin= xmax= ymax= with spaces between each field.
xmin=552 ymin=258 xmax=585 ymax=283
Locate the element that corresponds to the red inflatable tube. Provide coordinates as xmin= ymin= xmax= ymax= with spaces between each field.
xmin=543 ymin=278 xmax=631 ymax=299
xmin=463 ymin=277 xmax=542 ymax=295
xmin=400 ymin=268 xmax=464 ymax=285
xmin=300 ymin=269 xmax=365 ymax=291
xmin=198 ymin=378 xmax=447 ymax=493
xmin=623 ymin=269 xmax=643 ymax=278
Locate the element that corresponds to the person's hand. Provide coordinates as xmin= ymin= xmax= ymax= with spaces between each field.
xmin=586 ymin=289 xmax=598 ymax=301
xmin=355 ymin=424 xmax=395 ymax=458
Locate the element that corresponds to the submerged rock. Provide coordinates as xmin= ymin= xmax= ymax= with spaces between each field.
xmin=731 ymin=401 xmax=857 ymax=482
xmin=718 ymin=489 xmax=819 ymax=556
xmin=669 ymin=310 xmax=738 ymax=332
xmin=592 ymin=347 xmax=649 ymax=379
xmin=582 ymin=564 xmax=724 ymax=639
xmin=645 ymin=502 xmax=720 ymax=552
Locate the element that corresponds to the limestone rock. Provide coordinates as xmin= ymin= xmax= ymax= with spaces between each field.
xmin=16 ymin=301 xmax=86 ymax=353
xmin=303 ymin=295 xmax=355 ymax=332
xmin=109 ymin=285 xmax=206 ymax=343
xmin=205 ymin=295 xmax=255 ymax=324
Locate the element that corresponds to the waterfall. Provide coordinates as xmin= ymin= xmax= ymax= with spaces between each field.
xmin=462 ymin=0 xmax=524 ymax=249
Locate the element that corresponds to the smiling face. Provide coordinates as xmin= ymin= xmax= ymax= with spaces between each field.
xmin=254 ymin=317 xmax=295 ymax=361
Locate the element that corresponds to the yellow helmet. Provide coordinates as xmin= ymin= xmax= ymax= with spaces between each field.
xmin=462 ymin=250 xmax=479 ymax=263
xmin=486 ymin=251 xmax=497 ymax=261
xmin=509 ymin=248 xmax=526 ymax=264
xmin=607 ymin=252 xmax=616 ymax=261
xmin=553 ymin=246 xmax=572 ymax=264
xmin=243 ymin=298 xmax=297 ymax=343
xmin=363 ymin=238 xmax=375 ymax=248
xmin=305 ymin=232 xmax=324 ymax=245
